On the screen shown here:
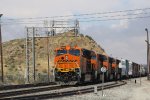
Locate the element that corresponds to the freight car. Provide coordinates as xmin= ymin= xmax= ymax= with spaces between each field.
xmin=119 ymin=59 xmax=127 ymax=79
xmin=140 ymin=65 xmax=146 ymax=76
xmin=132 ymin=62 xmax=140 ymax=78
xmin=119 ymin=60 xmax=142 ymax=79
xmin=54 ymin=45 xmax=145 ymax=84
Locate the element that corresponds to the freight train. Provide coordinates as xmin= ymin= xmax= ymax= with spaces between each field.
xmin=54 ymin=45 xmax=146 ymax=84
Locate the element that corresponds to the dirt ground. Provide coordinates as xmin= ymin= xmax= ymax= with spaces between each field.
xmin=49 ymin=77 xmax=150 ymax=100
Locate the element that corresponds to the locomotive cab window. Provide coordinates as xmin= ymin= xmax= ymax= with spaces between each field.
xmin=56 ymin=50 xmax=67 ymax=56
xmin=69 ymin=49 xmax=80 ymax=56
xmin=82 ymin=49 xmax=91 ymax=59
xmin=112 ymin=59 xmax=116 ymax=64
xmin=91 ymin=55 xmax=96 ymax=59
xmin=99 ymin=55 xmax=107 ymax=61
xmin=103 ymin=56 xmax=107 ymax=61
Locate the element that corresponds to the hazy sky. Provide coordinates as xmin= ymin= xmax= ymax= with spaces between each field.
xmin=1 ymin=0 xmax=150 ymax=64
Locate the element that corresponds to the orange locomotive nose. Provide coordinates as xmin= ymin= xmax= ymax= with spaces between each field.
xmin=54 ymin=46 xmax=81 ymax=83
xmin=54 ymin=46 xmax=81 ymax=73
xmin=103 ymin=61 xmax=109 ymax=69
xmin=112 ymin=63 xmax=116 ymax=68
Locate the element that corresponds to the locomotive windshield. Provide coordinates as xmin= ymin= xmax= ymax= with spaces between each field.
xmin=56 ymin=50 xmax=67 ymax=56
xmin=112 ymin=59 xmax=116 ymax=63
xmin=69 ymin=49 xmax=80 ymax=56
xmin=91 ymin=55 xmax=96 ymax=59
xmin=103 ymin=56 xmax=107 ymax=61
xmin=82 ymin=49 xmax=91 ymax=59
xmin=99 ymin=55 xmax=107 ymax=61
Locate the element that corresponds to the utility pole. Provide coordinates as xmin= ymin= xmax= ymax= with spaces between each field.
xmin=32 ymin=27 xmax=36 ymax=82
xmin=47 ymin=31 xmax=50 ymax=82
xmin=44 ymin=20 xmax=50 ymax=82
xmin=145 ymin=28 xmax=150 ymax=80
xmin=0 ymin=14 xmax=3 ymax=83
xmin=26 ymin=28 xmax=29 ymax=83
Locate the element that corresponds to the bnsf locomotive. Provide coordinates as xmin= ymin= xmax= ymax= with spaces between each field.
xmin=54 ymin=45 xmax=146 ymax=84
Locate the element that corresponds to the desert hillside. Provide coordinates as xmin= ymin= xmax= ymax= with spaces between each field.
xmin=2 ymin=31 xmax=106 ymax=84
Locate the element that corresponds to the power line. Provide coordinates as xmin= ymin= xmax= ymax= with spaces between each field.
xmin=75 ymin=12 xmax=150 ymax=20
xmin=3 ymin=7 xmax=150 ymax=21
xmin=80 ymin=15 xmax=150 ymax=22
xmin=1 ymin=7 xmax=150 ymax=25
xmin=2 ymin=12 xmax=150 ymax=25
xmin=2 ymin=15 xmax=150 ymax=25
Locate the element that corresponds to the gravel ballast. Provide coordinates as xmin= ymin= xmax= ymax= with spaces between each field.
xmin=48 ymin=77 xmax=150 ymax=100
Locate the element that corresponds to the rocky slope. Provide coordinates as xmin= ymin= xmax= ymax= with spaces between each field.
xmin=2 ymin=31 xmax=105 ymax=84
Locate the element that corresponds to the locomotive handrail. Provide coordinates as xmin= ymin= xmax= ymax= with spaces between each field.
xmin=75 ymin=62 xmax=79 ymax=68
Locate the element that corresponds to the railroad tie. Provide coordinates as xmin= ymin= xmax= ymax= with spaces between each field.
xmin=58 ymin=92 xmax=62 ymax=96
xmin=77 ymin=90 xmax=82 ymax=95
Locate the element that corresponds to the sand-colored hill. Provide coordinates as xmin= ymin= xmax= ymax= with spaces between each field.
xmin=2 ymin=31 xmax=105 ymax=84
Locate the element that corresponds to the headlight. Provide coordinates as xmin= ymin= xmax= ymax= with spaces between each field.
xmin=75 ymin=68 xmax=79 ymax=72
xmin=65 ymin=56 xmax=68 ymax=60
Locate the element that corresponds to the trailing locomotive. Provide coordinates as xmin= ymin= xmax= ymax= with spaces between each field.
xmin=54 ymin=45 xmax=146 ymax=84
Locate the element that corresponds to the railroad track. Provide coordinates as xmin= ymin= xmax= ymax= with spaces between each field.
xmin=0 ymin=81 xmax=126 ymax=100
xmin=0 ymin=82 xmax=56 ymax=91
xmin=0 ymin=84 xmax=73 ymax=99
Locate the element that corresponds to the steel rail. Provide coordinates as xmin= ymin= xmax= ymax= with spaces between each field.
xmin=0 ymin=84 xmax=70 ymax=98
xmin=0 ymin=81 xmax=126 ymax=100
xmin=0 ymin=82 xmax=56 ymax=91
